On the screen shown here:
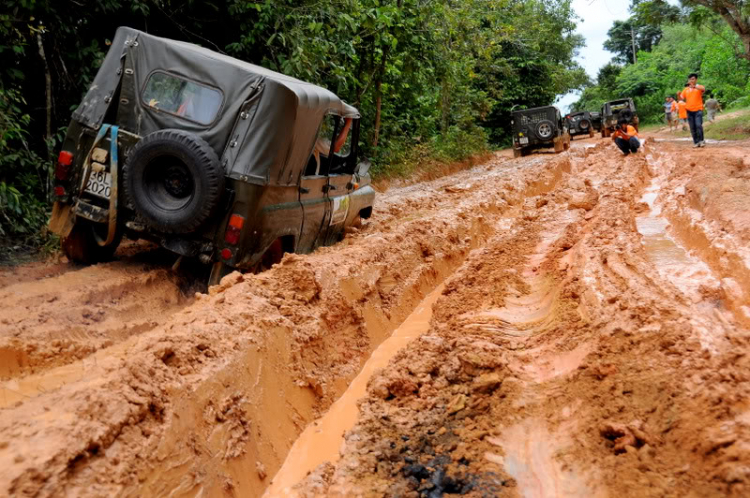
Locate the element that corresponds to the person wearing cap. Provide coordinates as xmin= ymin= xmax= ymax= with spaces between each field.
xmin=611 ymin=117 xmax=640 ymax=155
xmin=679 ymin=73 xmax=706 ymax=147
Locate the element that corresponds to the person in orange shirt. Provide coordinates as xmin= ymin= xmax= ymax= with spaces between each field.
xmin=611 ymin=117 xmax=640 ymax=155
xmin=677 ymin=97 xmax=688 ymax=131
xmin=679 ymin=73 xmax=706 ymax=147
xmin=669 ymin=97 xmax=678 ymax=131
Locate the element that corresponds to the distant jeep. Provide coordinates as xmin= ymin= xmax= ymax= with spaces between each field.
xmin=600 ymin=98 xmax=639 ymax=138
xmin=565 ymin=111 xmax=596 ymax=139
xmin=49 ymin=27 xmax=375 ymax=285
xmin=589 ymin=111 xmax=602 ymax=132
xmin=511 ymin=106 xmax=570 ymax=157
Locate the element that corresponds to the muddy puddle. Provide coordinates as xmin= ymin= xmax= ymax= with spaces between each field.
xmin=635 ymin=172 xmax=715 ymax=299
xmin=267 ymin=284 xmax=445 ymax=496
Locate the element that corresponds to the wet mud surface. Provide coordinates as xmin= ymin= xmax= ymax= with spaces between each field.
xmin=2 ymin=134 xmax=750 ymax=498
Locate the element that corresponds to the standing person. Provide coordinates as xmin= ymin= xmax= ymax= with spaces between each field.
xmin=679 ymin=73 xmax=706 ymax=147
xmin=611 ymin=117 xmax=640 ymax=155
xmin=705 ymin=92 xmax=722 ymax=122
xmin=669 ymin=97 xmax=678 ymax=132
xmin=678 ymin=97 xmax=688 ymax=131
xmin=664 ymin=97 xmax=672 ymax=126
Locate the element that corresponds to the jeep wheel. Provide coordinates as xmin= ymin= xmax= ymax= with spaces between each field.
xmin=535 ymin=120 xmax=554 ymax=140
xmin=513 ymin=148 xmax=522 ymax=158
xmin=62 ymin=221 xmax=122 ymax=264
xmin=124 ymin=129 xmax=224 ymax=234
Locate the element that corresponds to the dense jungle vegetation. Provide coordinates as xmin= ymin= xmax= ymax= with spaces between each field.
xmin=1 ymin=0 xmax=588 ymax=247
xmin=573 ymin=0 xmax=750 ymax=122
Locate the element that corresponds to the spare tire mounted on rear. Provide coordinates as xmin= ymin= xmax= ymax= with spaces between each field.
xmin=535 ymin=120 xmax=554 ymax=140
xmin=124 ymin=129 xmax=225 ymax=233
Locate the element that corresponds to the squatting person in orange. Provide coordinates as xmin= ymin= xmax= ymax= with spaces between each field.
xmin=679 ymin=73 xmax=706 ymax=147
xmin=611 ymin=117 xmax=640 ymax=155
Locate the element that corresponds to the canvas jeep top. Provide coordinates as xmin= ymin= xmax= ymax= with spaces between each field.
xmin=49 ymin=27 xmax=375 ymax=284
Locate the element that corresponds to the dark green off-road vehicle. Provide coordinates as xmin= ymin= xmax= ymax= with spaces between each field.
xmin=565 ymin=111 xmax=596 ymax=139
xmin=511 ymin=106 xmax=570 ymax=157
xmin=49 ymin=27 xmax=375 ymax=284
xmin=600 ymin=98 xmax=639 ymax=138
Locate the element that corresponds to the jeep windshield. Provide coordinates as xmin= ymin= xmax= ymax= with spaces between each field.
xmin=609 ymin=101 xmax=630 ymax=112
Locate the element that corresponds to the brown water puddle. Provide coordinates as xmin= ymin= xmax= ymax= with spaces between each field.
xmin=637 ymin=155 xmax=731 ymax=351
xmin=264 ymin=283 xmax=446 ymax=496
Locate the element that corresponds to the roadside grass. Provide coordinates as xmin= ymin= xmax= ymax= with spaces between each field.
xmin=639 ymin=121 xmax=667 ymax=133
xmin=370 ymin=126 xmax=493 ymax=184
xmin=703 ymin=109 xmax=750 ymax=140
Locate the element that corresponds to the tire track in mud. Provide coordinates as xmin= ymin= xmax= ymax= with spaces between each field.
xmin=0 ymin=249 xmax=202 ymax=382
xmin=0 ymin=153 xmax=573 ymax=497
xmin=289 ymin=140 xmax=750 ymax=498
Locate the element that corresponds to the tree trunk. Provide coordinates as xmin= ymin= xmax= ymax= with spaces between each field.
xmin=37 ymin=31 xmax=53 ymax=198
xmin=440 ymin=78 xmax=451 ymax=134
xmin=371 ymin=47 xmax=389 ymax=148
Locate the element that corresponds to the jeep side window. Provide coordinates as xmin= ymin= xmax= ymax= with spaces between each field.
xmin=142 ymin=72 xmax=223 ymax=125
xmin=307 ymin=114 xmax=352 ymax=177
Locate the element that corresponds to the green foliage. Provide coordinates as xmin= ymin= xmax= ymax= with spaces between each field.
xmin=575 ymin=22 xmax=750 ymax=123
xmin=0 ymin=86 xmax=50 ymax=240
xmin=604 ymin=19 xmax=664 ymax=64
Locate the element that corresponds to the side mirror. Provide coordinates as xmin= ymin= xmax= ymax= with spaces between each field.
xmin=355 ymin=160 xmax=372 ymax=177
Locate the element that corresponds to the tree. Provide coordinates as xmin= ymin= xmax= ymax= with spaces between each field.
xmin=604 ymin=19 xmax=664 ymax=63
xmin=635 ymin=0 xmax=750 ymax=60
xmin=685 ymin=0 xmax=750 ymax=59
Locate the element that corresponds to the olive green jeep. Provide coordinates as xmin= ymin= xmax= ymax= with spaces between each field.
xmin=50 ymin=27 xmax=375 ymax=284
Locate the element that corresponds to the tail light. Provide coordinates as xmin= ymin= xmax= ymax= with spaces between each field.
xmin=224 ymin=214 xmax=244 ymax=245
xmin=55 ymin=151 xmax=74 ymax=180
xmin=54 ymin=186 xmax=66 ymax=197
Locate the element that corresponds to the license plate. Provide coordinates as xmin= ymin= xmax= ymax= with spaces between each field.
xmin=519 ymin=137 xmax=529 ymax=145
xmin=85 ymin=170 xmax=112 ymax=199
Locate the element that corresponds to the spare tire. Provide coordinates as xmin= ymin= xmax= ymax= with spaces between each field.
xmin=535 ymin=120 xmax=555 ymax=140
xmin=579 ymin=119 xmax=590 ymax=130
xmin=619 ymin=109 xmax=633 ymax=123
xmin=123 ymin=129 xmax=224 ymax=233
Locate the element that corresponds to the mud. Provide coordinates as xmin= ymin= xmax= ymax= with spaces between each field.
xmin=283 ymin=136 xmax=750 ymax=498
xmin=2 ymin=133 xmax=750 ymax=498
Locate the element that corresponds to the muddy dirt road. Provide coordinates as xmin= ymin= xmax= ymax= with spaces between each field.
xmin=2 ymin=134 xmax=750 ymax=498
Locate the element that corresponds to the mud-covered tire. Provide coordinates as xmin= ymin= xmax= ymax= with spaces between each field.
xmin=62 ymin=221 xmax=121 ymax=264
xmin=123 ymin=129 xmax=224 ymax=234
xmin=589 ymin=129 xmax=595 ymax=138
xmin=535 ymin=120 xmax=555 ymax=140
xmin=513 ymin=148 xmax=523 ymax=158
